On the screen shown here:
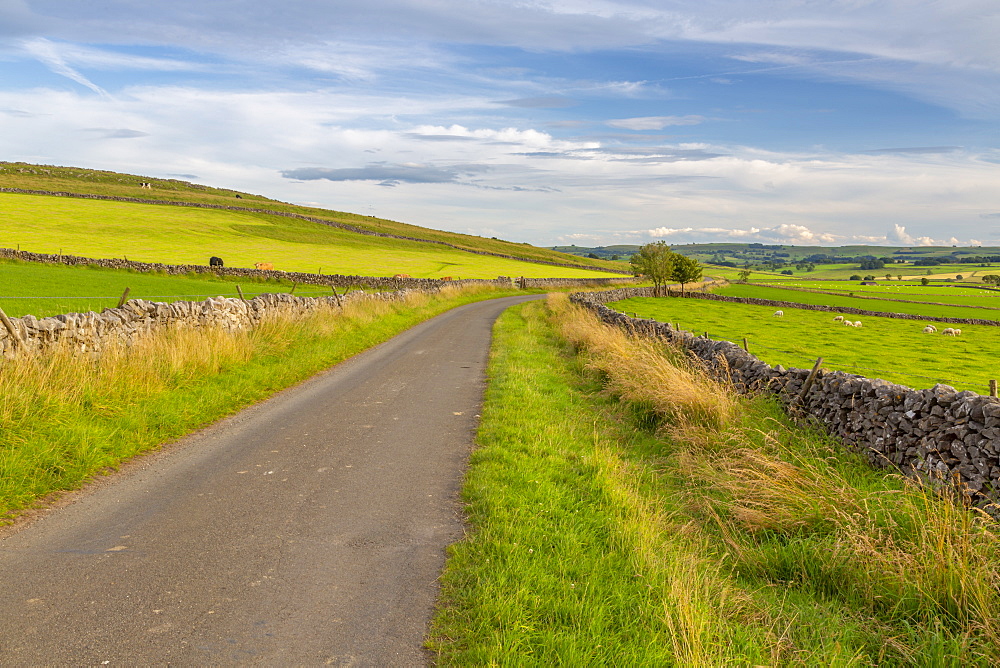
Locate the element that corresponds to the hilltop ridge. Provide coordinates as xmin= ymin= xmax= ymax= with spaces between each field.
xmin=0 ymin=162 xmax=629 ymax=275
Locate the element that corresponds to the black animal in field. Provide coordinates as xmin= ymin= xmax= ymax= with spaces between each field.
xmin=210 ymin=256 xmax=224 ymax=267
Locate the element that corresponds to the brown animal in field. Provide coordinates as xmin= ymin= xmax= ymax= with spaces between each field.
xmin=393 ymin=274 xmax=411 ymax=279
xmin=440 ymin=276 xmax=452 ymax=281
xmin=255 ymin=262 xmax=274 ymax=271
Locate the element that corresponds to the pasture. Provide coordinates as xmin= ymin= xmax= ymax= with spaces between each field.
xmin=0 ymin=193 xmax=614 ymax=279
xmin=742 ymin=280 xmax=1000 ymax=305
xmin=610 ymin=295 xmax=997 ymax=393
xmin=704 ymin=263 xmax=998 ymax=282
xmin=715 ymin=283 xmax=1000 ymax=320
xmin=0 ymin=258 xmax=337 ymax=317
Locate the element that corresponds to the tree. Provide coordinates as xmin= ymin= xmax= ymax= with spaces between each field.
xmin=737 ymin=269 xmax=752 ymax=283
xmin=669 ymin=254 xmax=703 ymax=296
xmin=921 ymin=277 xmax=930 ymax=285
xmin=629 ymin=241 xmax=674 ymax=296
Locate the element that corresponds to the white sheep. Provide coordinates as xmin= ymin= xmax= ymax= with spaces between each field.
xmin=922 ymin=325 xmax=935 ymax=333
xmin=844 ymin=319 xmax=854 ymax=326
xmin=954 ymin=328 xmax=962 ymax=336
xmin=773 ymin=310 xmax=784 ymax=317
xmin=942 ymin=327 xmax=955 ymax=336
xmin=853 ymin=321 xmax=862 ymax=327
xmin=833 ymin=315 xmax=844 ymax=322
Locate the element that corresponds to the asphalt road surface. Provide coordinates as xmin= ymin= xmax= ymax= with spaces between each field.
xmin=0 ymin=294 xmax=541 ymax=666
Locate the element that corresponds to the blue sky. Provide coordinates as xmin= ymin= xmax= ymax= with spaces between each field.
xmin=2 ymin=1 xmax=999 ymax=247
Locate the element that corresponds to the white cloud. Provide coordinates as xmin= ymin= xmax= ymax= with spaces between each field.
xmin=20 ymin=38 xmax=106 ymax=95
xmin=606 ymin=115 xmax=704 ymax=131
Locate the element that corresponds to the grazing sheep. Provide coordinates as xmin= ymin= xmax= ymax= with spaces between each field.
xmin=954 ymin=328 xmax=962 ymax=336
xmin=844 ymin=319 xmax=854 ymax=326
xmin=833 ymin=315 xmax=844 ymax=322
xmin=853 ymin=321 xmax=862 ymax=327
xmin=773 ymin=310 xmax=784 ymax=317
xmin=942 ymin=327 xmax=956 ymax=336
xmin=922 ymin=325 xmax=935 ymax=333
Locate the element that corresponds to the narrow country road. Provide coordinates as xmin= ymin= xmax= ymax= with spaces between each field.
xmin=0 ymin=294 xmax=542 ymax=666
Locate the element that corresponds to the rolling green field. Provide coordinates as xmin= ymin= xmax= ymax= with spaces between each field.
xmin=611 ymin=295 xmax=996 ymax=393
xmin=0 ymin=193 xmax=615 ymax=279
xmin=0 ymin=162 xmax=629 ymax=274
xmin=716 ymin=283 xmax=1000 ymax=320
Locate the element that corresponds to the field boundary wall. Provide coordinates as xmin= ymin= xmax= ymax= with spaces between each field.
xmin=571 ymin=287 xmax=1000 ymax=505
xmin=0 ymin=187 xmax=631 ymax=275
xmin=0 ymin=290 xmax=423 ymax=358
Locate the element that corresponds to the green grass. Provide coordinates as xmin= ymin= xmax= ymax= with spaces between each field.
xmin=0 ymin=285 xmax=525 ymax=520
xmin=0 ymin=162 xmax=628 ymax=274
xmin=0 ymin=192 xmax=617 ymax=279
xmin=430 ymin=297 xmax=1000 ymax=664
xmin=716 ymin=283 xmax=1000 ymax=320
xmin=744 ymin=279 xmax=1000 ymax=307
xmin=0 ymin=257 xmax=340 ymax=317
xmin=611 ymin=295 xmax=996 ymax=393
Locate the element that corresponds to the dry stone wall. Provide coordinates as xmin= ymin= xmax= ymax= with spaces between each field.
xmin=0 ymin=290 xmax=411 ymax=357
xmin=571 ymin=287 xmax=1000 ymax=506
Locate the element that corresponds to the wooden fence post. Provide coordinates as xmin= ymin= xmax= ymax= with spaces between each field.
xmin=795 ymin=357 xmax=825 ymax=410
xmin=331 ymin=286 xmax=343 ymax=308
xmin=991 ymin=379 xmax=997 ymax=398
xmin=742 ymin=337 xmax=749 ymax=352
xmin=290 ymin=282 xmax=297 ymax=294
xmin=236 ymin=285 xmax=247 ymax=302
xmin=0 ymin=304 xmax=23 ymax=350
xmin=116 ymin=287 xmax=131 ymax=308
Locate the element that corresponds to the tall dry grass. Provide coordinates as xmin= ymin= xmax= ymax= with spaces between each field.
xmin=548 ymin=293 xmax=735 ymax=440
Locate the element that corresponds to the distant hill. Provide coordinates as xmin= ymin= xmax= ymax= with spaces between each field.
xmin=0 ymin=162 xmax=630 ymax=276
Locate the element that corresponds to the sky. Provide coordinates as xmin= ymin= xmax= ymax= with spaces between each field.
xmin=1 ymin=1 xmax=999 ymax=248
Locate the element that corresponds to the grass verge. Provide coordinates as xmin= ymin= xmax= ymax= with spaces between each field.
xmin=0 ymin=284 xmax=526 ymax=521
xmin=429 ymin=294 xmax=1000 ymax=664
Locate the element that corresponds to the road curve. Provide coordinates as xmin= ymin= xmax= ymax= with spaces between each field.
xmin=0 ymin=294 xmax=542 ymax=666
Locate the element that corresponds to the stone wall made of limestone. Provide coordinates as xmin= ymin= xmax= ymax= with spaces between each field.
xmin=570 ymin=288 xmax=1000 ymax=505
xmin=0 ymin=290 xmax=413 ymax=358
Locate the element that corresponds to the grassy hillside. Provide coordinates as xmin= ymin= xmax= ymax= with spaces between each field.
xmin=0 ymin=162 xmax=627 ymax=275
xmin=0 ymin=193 xmax=616 ymax=279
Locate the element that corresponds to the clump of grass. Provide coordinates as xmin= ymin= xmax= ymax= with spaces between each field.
xmin=548 ymin=293 xmax=735 ymax=439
